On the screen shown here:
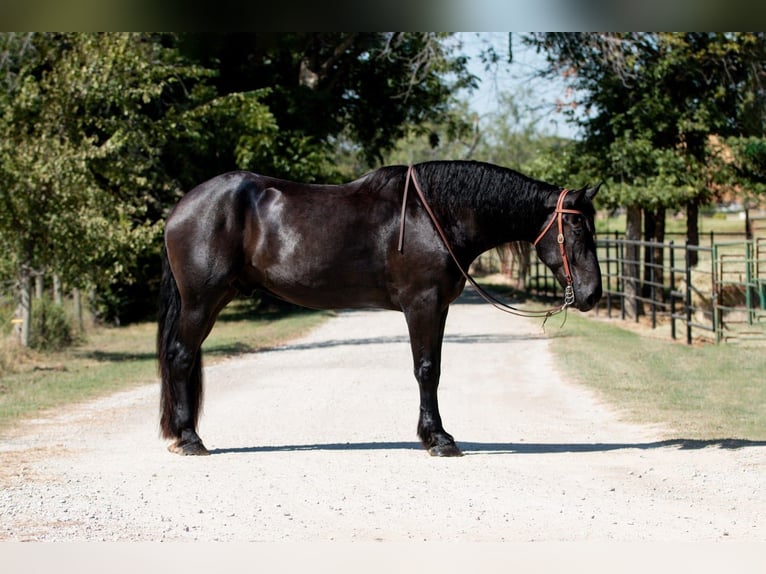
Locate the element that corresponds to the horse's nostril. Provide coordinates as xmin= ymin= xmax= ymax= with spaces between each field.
xmin=585 ymin=288 xmax=602 ymax=309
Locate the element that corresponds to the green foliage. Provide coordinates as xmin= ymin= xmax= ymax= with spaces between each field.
xmin=0 ymin=33 xmax=208 ymax=291
xmin=175 ymin=33 xmax=475 ymax=175
xmin=0 ymin=32 xmax=473 ymax=326
xmin=0 ymin=296 xmax=14 ymax=337
xmin=380 ymin=98 xmax=477 ymax=166
xmin=28 ymin=297 xmax=74 ymax=351
xmin=524 ymin=33 xmax=766 ymax=210
xmin=712 ymin=136 xmax=766 ymax=200
xmin=382 ymin=85 xmax=569 ymax=183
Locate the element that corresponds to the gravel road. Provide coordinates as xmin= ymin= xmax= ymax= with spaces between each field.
xmin=1 ymin=290 xmax=764 ymax=542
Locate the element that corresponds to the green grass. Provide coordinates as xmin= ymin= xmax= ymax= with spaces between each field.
xmin=546 ymin=311 xmax=766 ymax=440
xmin=0 ymin=301 xmax=327 ymax=432
xmin=596 ymin=212 xmax=764 ymax=238
xmin=477 ymin=280 xmax=766 ymax=440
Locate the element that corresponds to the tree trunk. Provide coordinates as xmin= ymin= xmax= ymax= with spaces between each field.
xmin=642 ymin=206 xmax=666 ymax=301
xmin=623 ymin=205 xmax=643 ymax=319
xmin=686 ymin=198 xmax=699 ymax=267
xmin=35 ymin=272 xmax=43 ymax=299
xmin=19 ymin=267 xmax=32 ymax=347
xmin=53 ymin=274 xmax=63 ymax=305
xmin=73 ymin=287 xmax=84 ymax=333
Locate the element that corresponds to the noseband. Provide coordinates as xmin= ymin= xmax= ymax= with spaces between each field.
xmin=533 ymin=188 xmax=585 ymax=308
xmin=398 ymin=165 xmax=584 ymax=319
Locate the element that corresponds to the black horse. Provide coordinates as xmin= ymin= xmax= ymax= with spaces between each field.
xmin=157 ymin=161 xmax=602 ymax=456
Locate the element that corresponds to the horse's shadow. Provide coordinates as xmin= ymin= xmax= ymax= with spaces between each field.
xmin=208 ymin=438 xmax=766 ymax=456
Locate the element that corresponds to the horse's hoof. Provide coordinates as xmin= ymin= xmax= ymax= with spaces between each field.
xmin=168 ymin=439 xmax=210 ymax=456
xmin=428 ymin=443 xmax=463 ymax=457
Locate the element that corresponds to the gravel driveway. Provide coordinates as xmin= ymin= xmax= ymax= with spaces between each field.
xmin=1 ymin=290 xmax=764 ymax=541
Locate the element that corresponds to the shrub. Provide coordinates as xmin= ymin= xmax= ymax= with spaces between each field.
xmin=29 ymin=297 xmax=74 ymax=351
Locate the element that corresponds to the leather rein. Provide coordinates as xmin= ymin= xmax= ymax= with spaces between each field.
xmin=397 ymin=165 xmax=582 ymax=319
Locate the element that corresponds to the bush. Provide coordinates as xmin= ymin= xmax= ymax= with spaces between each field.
xmin=29 ymin=297 xmax=74 ymax=351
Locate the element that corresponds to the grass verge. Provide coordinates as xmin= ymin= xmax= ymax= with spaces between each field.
xmin=479 ymin=281 xmax=766 ymax=440
xmin=0 ymin=301 xmax=328 ymax=432
xmin=548 ymin=311 xmax=766 ymax=440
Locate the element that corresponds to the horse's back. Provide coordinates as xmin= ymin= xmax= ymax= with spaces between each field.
xmin=163 ymin=167 xmax=462 ymax=311
xmin=166 ymin=169 xmax=405 ymax=309
xmin=168 ymin=169 xmax=393 ymax=224
xmin=238 ymin=172 xmax=406 ymax=309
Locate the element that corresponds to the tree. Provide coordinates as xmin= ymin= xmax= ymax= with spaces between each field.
xmin=525 ymin=32 xmax=766 ymax=314
xmin=526 ymin=32 xmax=766 ymax=216
xmin=379 ymin=99 xmax=479 ymax=166
xmin=174 ymin=33 xmax=476 ymax=178
xmin=1 ymin=33 xmax=476 ymax=329
xmin=0 ymin=33 xmax=276 ymax=339
xmin=119 ymin=33 xmax=476 ymax=321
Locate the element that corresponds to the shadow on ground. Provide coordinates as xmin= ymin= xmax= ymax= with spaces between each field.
xmin=209 ymin=438 xmax=766 ymax=456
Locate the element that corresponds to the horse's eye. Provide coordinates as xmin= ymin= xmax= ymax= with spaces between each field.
xmin=569 ymin=214 xmax=582 ymax=226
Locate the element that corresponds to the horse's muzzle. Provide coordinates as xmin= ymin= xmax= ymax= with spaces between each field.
xmin=576 ymin=284 xmax=602 ymax=312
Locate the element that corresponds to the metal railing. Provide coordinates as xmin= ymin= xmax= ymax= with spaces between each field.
xmin=502 ymin=236 xmax=766 ymax=344
xmin=598 ymin=237 xmax=717 ymax=343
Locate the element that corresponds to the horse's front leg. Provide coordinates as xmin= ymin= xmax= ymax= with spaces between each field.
xmin=404 ymin=304 xmax=462 ymax=457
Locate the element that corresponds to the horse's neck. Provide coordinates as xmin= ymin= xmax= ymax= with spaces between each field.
xmin=455 ymin=191 xmax=549 ymax=258
xmin=413 ymin=163 xmax=553 ymax=258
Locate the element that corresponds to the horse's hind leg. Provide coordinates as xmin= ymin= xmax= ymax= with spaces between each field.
xmin=404 ymin=304 xmax=463 ymax=457
xmin=164 ymin=322 xmax=208 ymax=456
xmin=160 ymin=287 xmax=235 ymax=456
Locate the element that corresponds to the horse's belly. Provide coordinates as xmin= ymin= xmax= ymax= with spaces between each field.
xmin=260 ymin=266 xmax=398 ymax=310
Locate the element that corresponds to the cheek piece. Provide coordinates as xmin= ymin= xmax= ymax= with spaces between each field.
xmin=533 ymin=189 xmax=584 ymax=308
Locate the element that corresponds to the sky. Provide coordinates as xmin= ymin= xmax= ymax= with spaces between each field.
xmin=458 ymin=32 xmax=581 ymax=140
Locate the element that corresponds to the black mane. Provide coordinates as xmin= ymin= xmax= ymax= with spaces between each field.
xmin=414 ymin=160 xmax=560 ymax=216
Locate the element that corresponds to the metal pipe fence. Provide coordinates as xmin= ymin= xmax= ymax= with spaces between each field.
xmin=490 ymin=236 xmax=766 ymax=344
xmin=598 ymin=237 xmax=717 ymax=344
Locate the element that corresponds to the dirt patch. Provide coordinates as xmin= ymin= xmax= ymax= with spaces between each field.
xmin=0 ymin=446 xmax=64 ymax=485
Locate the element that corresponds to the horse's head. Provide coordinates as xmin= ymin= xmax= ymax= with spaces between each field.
xmin=533 ymin=184 xmax=602 ymax=312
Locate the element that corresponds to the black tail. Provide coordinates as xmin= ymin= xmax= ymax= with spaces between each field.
xmin=157 ymin=246 xmax=203 ymax=440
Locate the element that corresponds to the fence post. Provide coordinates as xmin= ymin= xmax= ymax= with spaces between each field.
xmin=745 ymin=240 xmax=754 ymax=326
xmin=685 ymin=239 xmax=693 ymax=345
xmin=618 ymin=233 xmax=626 ymax=321
xmin=712 ymin=243 xmax=721 ymax=343
xmin=649 ymin=240 xmax=656 ymax=329
xmin=19 ymin=266 xmax=32 ymax=347
xmin=759 ymin=237 xmax=766 ymax=310
xmin=605 ymin=237 xmax=612 ymax=317
xmin=669 ymin=240 xmax=676 ymax=340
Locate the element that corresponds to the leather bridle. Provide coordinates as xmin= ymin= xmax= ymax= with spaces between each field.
xmin=398 ymin=165 xmax=584 ymax=319
xmin=532 ymin=187 xmax=584 ymax=308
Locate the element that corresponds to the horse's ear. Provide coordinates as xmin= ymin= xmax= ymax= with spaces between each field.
xmin=585 ymin=182 xmax=602 ymax=201
xmin=563 ymin=186 xmax=587 ymax=205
